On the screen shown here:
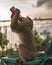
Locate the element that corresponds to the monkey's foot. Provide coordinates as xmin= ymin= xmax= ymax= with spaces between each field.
xmin=16 ymin=57 xmax=23 ymax=63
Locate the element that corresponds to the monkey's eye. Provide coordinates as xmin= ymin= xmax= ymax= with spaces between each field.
xmin=29 ymin=24 xmax=33 ymax=30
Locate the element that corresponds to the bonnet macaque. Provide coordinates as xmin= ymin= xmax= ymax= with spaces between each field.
xmin=10 ymin=7 xmax=37 ymax=62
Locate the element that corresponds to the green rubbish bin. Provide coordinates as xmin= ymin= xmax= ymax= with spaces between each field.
xmin=37 ymin=51 xmax=45 ymax=57
xmin=1 ymin=55 xmax=19 ymax=65
xmin=1 ymin=56 xmax=42 ymax=65
xmin=1 ymin=57 xmax=16 ymax=65
xmin=21 ymin=57 xmax=42 ymax=65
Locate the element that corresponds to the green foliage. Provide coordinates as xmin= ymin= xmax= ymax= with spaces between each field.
xmin=40 ymin=30 xmax=51 ymax=38
xmin=33 ymin=29 xmax=43 ymax=51
xmin=7 ymin=48 xmax=14 ymax=55
xmin=0 ymin=32 xmax=2 ymax=45
xmin=33 ymin=29 xmax=52 ymax=51
xmin=3 ymin=38 xmax=9 ymax=46
xmin=1 ymin=44 xmax=5 ymax=50
xmin=3 ymin=38 xmax=9 ymax=56
xmin=0 ymin=32 xmax=9 ymax=56
xmin=15 ymin=43 xmax=18 ymax=52
xmin=40 ymin=30 xmax=51 ymax=50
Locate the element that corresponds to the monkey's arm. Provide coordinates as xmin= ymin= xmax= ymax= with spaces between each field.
xmin=10 ymin=11 xmax=24 ymax=32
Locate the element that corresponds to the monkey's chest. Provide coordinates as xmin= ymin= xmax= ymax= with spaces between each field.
xmin=18 ymin=33 xmax=33 ymax=45
xmin=18 ymin=33 xmax=36 ymax=51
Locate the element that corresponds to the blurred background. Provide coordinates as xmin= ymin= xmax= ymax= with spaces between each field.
xmin=0 ymin=0 xmax=52 ymax=57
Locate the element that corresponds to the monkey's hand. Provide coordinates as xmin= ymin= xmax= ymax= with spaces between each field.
xmin=11 ymin=9 xmax=20 ymax=22
xmin=11 ymin=8 xmax=20 ymax=19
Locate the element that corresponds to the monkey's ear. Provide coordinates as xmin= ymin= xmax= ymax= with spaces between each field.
xmin=27 ymin=16 xmax=33 ymax=30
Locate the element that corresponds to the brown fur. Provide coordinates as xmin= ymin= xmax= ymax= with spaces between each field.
xmin=0 ymin=62 xmax=6 ymax=65
xmin=10 ymin=10 xmax=37 ymax=61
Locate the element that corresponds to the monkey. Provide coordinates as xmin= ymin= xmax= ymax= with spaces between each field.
xmin=10 ymin=8 xmax=38 ymax=62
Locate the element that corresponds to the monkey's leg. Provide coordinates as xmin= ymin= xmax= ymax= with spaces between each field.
xmin=17 ymin=44 xmax=37 ymax=62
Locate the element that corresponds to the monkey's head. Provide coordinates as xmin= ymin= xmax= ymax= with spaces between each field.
xmin=19 ymin=16 xmax=33 ymax=30
xmin=10 ymin=7 xmax=33 ymax=30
